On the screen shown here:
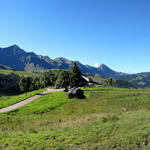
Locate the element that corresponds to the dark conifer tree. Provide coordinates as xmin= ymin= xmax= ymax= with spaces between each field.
xmin=70 ymin=62 xmax=85 ymax=87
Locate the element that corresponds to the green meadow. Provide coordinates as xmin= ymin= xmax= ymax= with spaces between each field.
xmin=0 ymin=89 xmax=46 ymax=109
xmin=0 ymin=87 xmax=150 ymax=149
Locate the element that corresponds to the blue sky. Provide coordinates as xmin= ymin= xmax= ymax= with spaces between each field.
xmin=0 ymin=0 xmax=150 ymax=73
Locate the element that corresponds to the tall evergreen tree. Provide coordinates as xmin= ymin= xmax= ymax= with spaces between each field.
xmin=70 ymin=62 xmax=85 ymax=87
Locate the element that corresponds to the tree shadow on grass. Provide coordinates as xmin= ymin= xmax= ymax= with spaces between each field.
xmin=37 ymin=93 xmax=46 ymax=96
xmin=0 ymin=91 xmax=22 ymax=97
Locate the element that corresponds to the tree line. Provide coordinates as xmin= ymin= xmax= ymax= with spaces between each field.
xmin=0 ymin=62 xmax=86 ymax=94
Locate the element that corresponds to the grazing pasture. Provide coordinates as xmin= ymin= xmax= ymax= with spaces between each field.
xmin=0 ymin=87 xmax=150 ymax=149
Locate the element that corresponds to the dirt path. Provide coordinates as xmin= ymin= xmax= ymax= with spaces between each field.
xmin=0 ymin=88 xmax=64 ymax=113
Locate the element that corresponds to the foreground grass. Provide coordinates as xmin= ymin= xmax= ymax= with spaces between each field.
xmin=0 ymin=88 xmax=46 ymax=109
xmin=1 ymin=87 xmax=150 ymax=149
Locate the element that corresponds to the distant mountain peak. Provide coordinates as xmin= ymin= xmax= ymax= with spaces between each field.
xmin=1 ymin=45 xmax=26 ymax=57
xmin=12 ymin=44 xmax=19 ymax=47
xmin=8 ymin=44 xmax=21 ymax=49
xmin=100 ymin=64 xmax=106 ymax=67
xmin=99 ymin=64 xmax=111 ymax=70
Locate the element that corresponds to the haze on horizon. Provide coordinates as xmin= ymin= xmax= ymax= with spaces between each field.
xmin=0 ymin=0 xmax=150 ymax=73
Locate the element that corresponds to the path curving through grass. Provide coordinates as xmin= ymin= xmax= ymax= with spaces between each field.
xmin=0 ymin=88 xmax=64 ymax=113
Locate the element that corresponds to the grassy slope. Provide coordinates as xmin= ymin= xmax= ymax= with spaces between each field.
xmin=0 ymin=89 xmax=46 ymax=109
xmin=0 ymin=87 xmax=150 ymax=149
xmin=86 ymin=74 xmax=108 ymax=84
xmin=0 ymin=69 xmax=39 ymax=77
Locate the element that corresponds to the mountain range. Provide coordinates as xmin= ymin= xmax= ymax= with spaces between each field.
xmin=0 ymin=45 xmax=150 ymax=88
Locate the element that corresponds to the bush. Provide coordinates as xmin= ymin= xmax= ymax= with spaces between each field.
xmin=55 ymin=70 xmax=70 ymax=91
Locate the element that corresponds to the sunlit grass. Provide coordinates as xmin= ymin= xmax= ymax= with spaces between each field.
xmin=0 ymin=87 xmax=150 ymax=149
xmin=0 ymin=88 xmax=46 ymax=109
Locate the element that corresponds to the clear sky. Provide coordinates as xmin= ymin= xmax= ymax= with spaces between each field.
xmin=0 ymin=0 xmax=150 ymax=73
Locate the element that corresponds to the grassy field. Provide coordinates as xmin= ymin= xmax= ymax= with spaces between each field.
xmin=0 ymin=69 xmax=39 ymax=77
xmin=0 ymin=89 xmax=46 ymax=109
xmin=0 ymin=87 xmax=150 ymax=149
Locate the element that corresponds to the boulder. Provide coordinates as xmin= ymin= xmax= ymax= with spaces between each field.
xmin=68 ymin=88 xmax=85 ymax=99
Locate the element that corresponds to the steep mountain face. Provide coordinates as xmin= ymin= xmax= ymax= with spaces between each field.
xmin=0 ymin=45 xmax=56 ymax=71
xmin=0 ymin=45 xmax=25 ymax=70
xmin=0 ymin=45 xmax=150 ymax=88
